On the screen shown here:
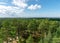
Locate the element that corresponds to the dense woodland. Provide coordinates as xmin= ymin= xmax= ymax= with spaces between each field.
xmin=0 ymin=18 xmax=60 ymax=43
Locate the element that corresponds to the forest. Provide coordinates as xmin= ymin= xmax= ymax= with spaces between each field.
xmin=0 ymin=18 xmax=60 ymax=43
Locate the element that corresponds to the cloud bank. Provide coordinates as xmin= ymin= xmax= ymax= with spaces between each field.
xmin=0 ymin=0 xmax=41 ymax=17
xmin=12 ymin=0 xmax=28 ymax=8
xmin=0 ymin=5 xmax=24 ymax=17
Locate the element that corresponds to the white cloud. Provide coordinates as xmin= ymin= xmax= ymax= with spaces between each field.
xmin=0 ymin=0 xmax=42 ymax=17
xmin=12 ymin=0 xmax=28 ymax=8
xmin=28 ymin=4 xmax=41 ymax=10
xmin=0 ymin=0 xmax=28 ymax=17
xmin=0 ymin=5 xmax=24 ymax=17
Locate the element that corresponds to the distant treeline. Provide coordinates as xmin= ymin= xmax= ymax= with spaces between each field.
xmin=0 ymin=18 xmax=60 ymax=21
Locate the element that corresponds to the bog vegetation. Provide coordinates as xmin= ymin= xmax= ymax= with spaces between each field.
xmin=0 ymin=18 xmax=60 ymax=43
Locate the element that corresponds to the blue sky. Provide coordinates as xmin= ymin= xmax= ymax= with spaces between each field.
xmin=0 ymin=0 xmax=60 ymax=18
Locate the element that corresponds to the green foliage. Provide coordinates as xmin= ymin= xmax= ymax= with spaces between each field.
xmin=0 ymin=18 xmax=60 ymax=43
xmin=26 ymin=35 xmax=34 ymax=43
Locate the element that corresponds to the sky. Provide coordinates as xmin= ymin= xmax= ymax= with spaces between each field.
xmin=0 ymin=0 xmax=60 ymax=18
